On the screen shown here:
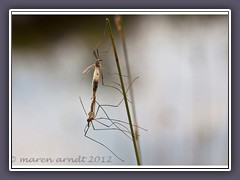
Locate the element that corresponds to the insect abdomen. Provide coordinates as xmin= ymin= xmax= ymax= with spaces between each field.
xmin=93 ymin=80 xmax=98 ymax=92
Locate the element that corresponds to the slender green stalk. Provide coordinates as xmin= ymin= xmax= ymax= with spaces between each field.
xmin=114 ymin=16 xmax=142 ymax=161
xmin=106 ymin=18 xmax=141 ymax=165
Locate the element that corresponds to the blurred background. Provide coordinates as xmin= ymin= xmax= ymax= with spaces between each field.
xmin=12 ymin=15 xmax=229 ymax=166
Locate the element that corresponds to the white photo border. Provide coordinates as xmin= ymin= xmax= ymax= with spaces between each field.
xmin=9 ymin=9 xmax=231 ymax=171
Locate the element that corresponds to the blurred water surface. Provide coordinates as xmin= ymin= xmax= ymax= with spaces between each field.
xmin=12 ymin=15 xmax=228 ymax=166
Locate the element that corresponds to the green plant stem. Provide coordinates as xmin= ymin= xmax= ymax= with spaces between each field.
xmin=106 ymin=18 xmax=141 ymax=165
xmin=114 ymin=15 xmax=142 ymax=161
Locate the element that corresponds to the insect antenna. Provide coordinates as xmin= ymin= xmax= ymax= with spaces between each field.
xmin=79 ymin=96 xmax=88 ymax=116
xmin=93 ymin=50 xmax=98 ymax=59
xmin=97 ymin=49 xmax=100 ymax=59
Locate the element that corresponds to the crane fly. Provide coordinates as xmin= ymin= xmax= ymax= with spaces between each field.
xmin=80 ymin=47 xmax=146 ymax=162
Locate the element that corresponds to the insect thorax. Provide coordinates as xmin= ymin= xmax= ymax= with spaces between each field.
xmin=95 ymin=59 xmax=101 ymax=67
xmin=87 ymin=111 xmax=95 ymax=122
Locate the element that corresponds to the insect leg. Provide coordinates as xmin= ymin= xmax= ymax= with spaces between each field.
xmin=84 ymin=121 xmax=125 ymax=162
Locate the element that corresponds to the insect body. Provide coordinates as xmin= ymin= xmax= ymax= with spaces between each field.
xmin=86 ymin=49 xmax=102 ymax=127
xmin=80 ymin=48 xmax=146 ymax=162
xmin=81 ymin=48 xmax=131 ymax=162
xmin=92 ymin=49 xmax=102 ymax=96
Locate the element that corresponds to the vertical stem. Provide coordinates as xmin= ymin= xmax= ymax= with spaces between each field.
xmin=106 ymin=18 xmax=141 ymax=165
xmin=114 ymin=15 xmax=142 ymax=161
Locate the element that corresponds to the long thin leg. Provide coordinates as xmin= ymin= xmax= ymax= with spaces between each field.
xmin=95 ymin=101 xmax=133 ymax=140
xmin=94 ymin=119 xmax=140 ymax=139
xmin=95 ymin=118 xmax=131 ymax=132
xmin=95 ymin=77 xmax=139 ymax=116
xmin=93 ymin=76 xmax=146 ymax=139
xmin=95 ymin=117 xmax=147 ymax=131
xmin=87 ymin=119 xmax=140 ymax=140
xmin=93 ymin=119 xmax=133 ymax=138
xmin=84 ymin=124 xmax=89 ymax=134
xmin=84 ymin=121 xmax=125 ymax=162
xmin=100 ymin=70 xmax=134 ymax=104
xmin=93 ymin=117 xmax=145 ymax=140
xmin=81 ymin=97 xmax=131 ymax=136
xmin=80 ymin=78 xmax=144 ymax=141
xmin=81 ymin=99 xmax=127 ymax=162
xmin=95 ymin=99 xmax=123 ymax=117
xmin=101 ymin=68 xmax=139 ymax=95
xmin=92 ymin=101 xmax=131 ymax=141
xmin=77 ymin=98 xmax=133 ymax=140
xmin=101 ymin=67 xmax=129 ymax=78
xmin=101 ymin=72 xmax=125 ymax=97
xmin=108 ymin=76 xmax=139 ymax=94
xmin=80 ymin=96 xmax=131 ymax=139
